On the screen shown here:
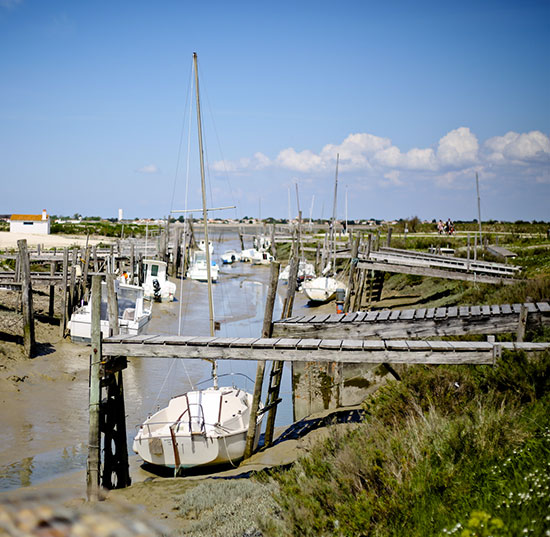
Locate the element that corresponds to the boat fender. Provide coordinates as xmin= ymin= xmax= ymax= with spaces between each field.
xmin=152 ymin=278 xmax=161 ymax=300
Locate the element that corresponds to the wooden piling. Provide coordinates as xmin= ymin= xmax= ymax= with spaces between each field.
xmin=517 ymin=304 xmax=528 ymax=342
xmin=244 ymin=261 xmax=280 ymax=459
xmin=343 ymin=236 xmax=360 ymax=313
xmin=107 ymin=274 xmax=119 ymax=337
xmin=18 ymin=240 xmax=35 ymax=358
xmin=87 ymin=276 xmax=102 ymax=501
xmin=48 ymin=261 xmax=55 ymax=318
xmin=60 ymin=248 xmax=69 ymax=338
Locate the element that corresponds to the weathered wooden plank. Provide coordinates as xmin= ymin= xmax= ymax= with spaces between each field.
xmin=341 ymin=312 xmax=359 ymax=323
xmin=470 ymin=305 xmax=481 ymax=316
xmin=210 ymin=337 xmax=240 ymax=346
xmin=297 ymin=339 xmax=322 ymax=349
xmin=325 ymin=314 xmax=345 ymax=323
xmin=319 ymin=339 xmax=342 ymax=350
xmin=310 ymin=314 xmax=331 ymax=323
xmin=231 ymin=337 xmax=260 ymax=347
xmin=286 ymin=315 xmax=306 ymax=323
xmin=274 ymin=338 xmax=300 ymax=349
xmin=491 ymin=305 xmax=500 ymax=315
xmin=459 ymin=306 xmax=470 ymax=317
xmin=512 ymin=304 xmax=522 ymax=314
xmin=427 ymin=340 xmax=455 ymax=351
xmin=377 ymin=310 xmax=391 ymax=321
xmin=386 ymin=340 xmax=409 ymax=351
xmin=481 ymin=305 xmax=491 ymax=315
xmin=187 ymin=336 xmax=218 ymax=346
xmin=537 ymin=302 xmax=550 ymax=313
xmin=252 ymin=338 xmax=280 ymax=348
xmin=435 ymin=307 xmax=447 ymax=319
xmin=354 ymin=312 xmax=368 ymax=322
xmin=362 ymin=340 xmax=386 ymax=350
xmin=525 ymin=303 xmax=537 ymax=313
xmin=365 ymin=311 xmax=379 ymax=321
xmin=426 ymin=308 xmax=436 ymax=319
xmin=406 ymin=340 xmax=432 ymax=351
xmin=500 ymin=304 xmax=512 ymax=315
xmin=447 ymin=307 xmax=458 ymax=318
xmin=414 ymin=308 xmax=426 ymax=320
xmin=144 ymin=335 xmax=196 ymax=345
xmin=400 ymin=309 xmax=415 ymax=320
xmin=390 ymin=310 xmax=401 ymax=320
xmin=341 ymin=339 xmax=364 ymax=350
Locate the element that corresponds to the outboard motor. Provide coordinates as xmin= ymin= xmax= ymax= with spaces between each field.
xmin=152 ymin=278 xmax=161 ymax=301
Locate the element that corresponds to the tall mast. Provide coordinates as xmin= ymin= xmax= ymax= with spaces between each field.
xmin=476 ymin=172 xmax=482 ymax=246
xmin=193 ymin=53 xmax=217 ymax=385
xmin=330 ymin=153 xmax=339 ymax=272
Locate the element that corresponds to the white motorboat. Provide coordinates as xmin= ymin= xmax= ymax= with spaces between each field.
xmin=133 ymin=387 xmax=263 ymax=468
xmin=301 ymin=276 xmax=346 ymax=303
xmin=142 ymin=259 xmax=176 ymax=302
xmin=187 ymin=250 xmax=219 ymax=282
xmin=221 ymin=250 xmax=241 ymax=264
xmin=198 ymin=240 xmax=214 ymax=255
xmin=279 ymin=260 xmax=316 ymax=283
xmin=241 ymin=248 xmax=273 ymax=265
xmin=69 ymin=280 xmax=151 ymax=342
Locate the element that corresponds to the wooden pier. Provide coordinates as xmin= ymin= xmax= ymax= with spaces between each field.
xmin=272 ymin=302 xmax=550 ymax=339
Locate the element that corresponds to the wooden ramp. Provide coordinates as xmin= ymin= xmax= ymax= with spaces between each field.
xmin=102 ymin=334 xmax=550 ymax=365
xmin=272 ymin=302 xmax=550 ymax=339
xmin=359 ymin=246 xmax=521 ymax=284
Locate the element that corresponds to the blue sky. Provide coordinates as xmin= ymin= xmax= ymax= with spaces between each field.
xmin=1 ymin=0 xmax=549 ymax=222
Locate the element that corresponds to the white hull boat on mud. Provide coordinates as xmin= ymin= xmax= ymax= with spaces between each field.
xmin=301 ymin=276 xmax=345 ymax=303
xmin=133 ymin=386 xmax=263 ymax=469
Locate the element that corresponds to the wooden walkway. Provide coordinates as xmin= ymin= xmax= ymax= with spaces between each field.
xmin=358 ymin=247 xmax=521 ymax=284
xmin=272 ymin=302 xmax=550 ymax=339
xmin=102 ymin=334 xmax=550 ymax=365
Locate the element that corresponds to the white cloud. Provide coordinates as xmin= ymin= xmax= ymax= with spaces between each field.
xmin=212 ymin=127 xmax=549 ymax=190
xmin=484 ymin=130 xmax=550 ymax=164
xmin=436 ymin=127 xmax=479 ymax=168
xmin=136 ymin=164 xmax=159 ymax=174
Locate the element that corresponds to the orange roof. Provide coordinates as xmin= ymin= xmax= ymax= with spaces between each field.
xmin=10 ymin=214 xmax=48 ymax=221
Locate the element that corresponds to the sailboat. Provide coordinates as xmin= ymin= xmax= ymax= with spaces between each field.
xmin=301 ymin=154 xmax=348 ymax=303
xmin=133 ymin=53 xmax=263 ymax=470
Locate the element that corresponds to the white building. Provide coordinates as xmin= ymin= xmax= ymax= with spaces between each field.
xmin=10 ymin=210 xmax=51 ymax=235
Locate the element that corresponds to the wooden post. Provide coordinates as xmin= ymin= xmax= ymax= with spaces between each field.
xmin=343 ymin=236 xmax=360 ymax=312
xmin=60 ymin=248 xmax=69 ymax=338
xmin=517 ymin=304 xmax=528 ymax=342
xmin=386 ymin=227 xmax=392 ymax=248
xmin=82 ymin=247 xmax=91 ymax=300
xmin=281 ymin=244 xmax=299 ymax=318
xmin=130 ymin=243 xmax=135 ymax=282
xmin=238 ymin=227 xmax=245 ymax=251
xmin=87 ymin=275 xmax=102 ymax=501
xmin=48 ymin=261 xmax=55 ymax=318
xmin=69 ymin=248 xmax=77 ymax=312
xmin=92 ymin=245 xmax=99 ymax=273
xmin=106 ymin=274 xmax=119 ymax=336
xmin=18 ymin=240 xmax=35 ymax=358
xmin=270 ymin=224 xmax=277 ymax=259
xmin=244 ymin=261 xmax=280 ymax=459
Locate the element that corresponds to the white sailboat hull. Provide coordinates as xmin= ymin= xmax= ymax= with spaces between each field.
xmin=133 ymin=387 xmax=263 ymax=469
xmin=301 ymin=276 xmax=344 ymax=303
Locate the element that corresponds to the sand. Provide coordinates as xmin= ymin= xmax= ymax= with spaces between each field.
xmin=0 ymin=231 xmax=113 ymax=250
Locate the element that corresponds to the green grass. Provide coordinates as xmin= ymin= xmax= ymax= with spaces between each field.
xmin=261 ymin=351 xmax=550 ymax=537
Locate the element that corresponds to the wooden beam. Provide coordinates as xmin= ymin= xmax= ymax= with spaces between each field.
xmin=18 ymin=239 xmax=35 ymax=358
xmin=87 ymin=276 xmax=102 ymax=502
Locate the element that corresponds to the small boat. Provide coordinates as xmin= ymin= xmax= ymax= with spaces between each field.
xmin=142 ymin=259 xmax=176 ymax=302
xmin=69 ymin=280 xmax=152 ymax=342
xmin=279 ymin=260 xmax=316 ymax=283
xmin=301 ymin=276 xmax=346 ymax=303
xmin=133 ymin=386 xmax=263 ymax=468
xmin=198 ymin=240 xmax=214 ymax=255
xmin=187 ymin=250 xmax=220 ymax=282
xmin=220 ymin=249 xmax=241 ymax=264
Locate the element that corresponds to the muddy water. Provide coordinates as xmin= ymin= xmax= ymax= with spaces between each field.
xmin=0 ymin=232 xmax=329 ymax=492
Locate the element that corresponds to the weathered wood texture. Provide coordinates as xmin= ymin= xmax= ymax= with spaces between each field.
xmin=272 ymin=302 xmax=550 ymax=339
xmin=102 ymin=335 xmax=549 ymax=365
